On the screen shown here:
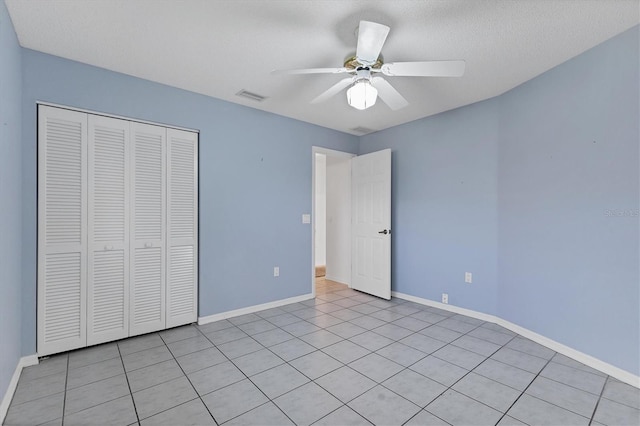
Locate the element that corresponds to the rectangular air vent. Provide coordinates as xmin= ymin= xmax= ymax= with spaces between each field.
xmin=235 ymin=90 xmax=267 ymax=102
xmin=350 ymin=126 xmax=375 ymax=135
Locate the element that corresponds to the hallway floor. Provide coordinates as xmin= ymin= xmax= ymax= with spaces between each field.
xmin=4 ymin=280 xmax=639 ymax=425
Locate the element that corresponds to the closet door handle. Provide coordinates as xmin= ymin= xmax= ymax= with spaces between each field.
xmin=145 ymin=242 xmax=154 ymax=248
xmin=378 ymin=229 xmax=389 ymax=235
xmin=104 ymin=245 xmax=114 ymax=251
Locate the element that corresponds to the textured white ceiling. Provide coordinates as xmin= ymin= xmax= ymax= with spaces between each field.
xmin=6 ymin=0 xmax=639 ymax=135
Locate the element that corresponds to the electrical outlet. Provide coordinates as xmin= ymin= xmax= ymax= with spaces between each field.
xmin=465 ymin=272 xmax=472 ymax=283
xmin=273 ymin=266 xmax=280 ymax=277
xmin=442 ymin=293 xmax=449 ymax=304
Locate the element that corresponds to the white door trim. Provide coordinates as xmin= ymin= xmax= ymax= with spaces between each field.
xmin=311 ymin=147 xmax=356 ymax=298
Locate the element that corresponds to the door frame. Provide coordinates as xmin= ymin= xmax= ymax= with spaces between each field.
xmin=311 ymin=147 xmax=356 ymax=297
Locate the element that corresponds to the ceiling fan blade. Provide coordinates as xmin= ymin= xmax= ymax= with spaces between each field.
xmin=311 ymin=78 xmax=353 ymax=104
xmin=381 ymin=60 xmax=466 ymax=77
xmin=272 ymin=67 xmax=349 ymax=75
xmin=356 ymin=21 xmax=390 ymax=65
xmin=371 ymin=77 xmax=408 ymax=110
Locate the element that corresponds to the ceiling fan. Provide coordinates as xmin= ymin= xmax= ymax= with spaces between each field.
xmin=273 ymin=21 xmax=466 ymax=111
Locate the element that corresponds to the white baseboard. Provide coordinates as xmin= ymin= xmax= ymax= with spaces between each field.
xmin=393 ymin=291 xmax=640 ymax=389
xmin=395 ymin=292 xmax=497 ymax=323
xmin=1 ymin=354 xmax=39 ymax=424
xmin=323 ymin=275 xmax=349 ymax=286
xmin=198 ymin=293 xmax=314 ymax=325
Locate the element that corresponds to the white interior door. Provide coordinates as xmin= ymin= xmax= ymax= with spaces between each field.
xmin=351 ymin=149 xmax=391 ymax=300
xmin=87 ymin=115 xmax=130 ymax=345
xmin=130 ymin=122 xmax=166 ymax=336
xmin=37 ymin=105 xmax=88 ymax=356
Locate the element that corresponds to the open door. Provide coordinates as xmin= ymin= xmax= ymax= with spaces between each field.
xmin=351 ymin=149 xmax=391 ymax=299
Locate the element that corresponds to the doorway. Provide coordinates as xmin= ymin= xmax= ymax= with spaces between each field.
xmin=312 ymin=147 xmax=355 ymax=296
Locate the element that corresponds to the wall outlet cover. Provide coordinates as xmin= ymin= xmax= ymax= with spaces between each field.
xmin=442 ymin=293 xmax=449 ymax=304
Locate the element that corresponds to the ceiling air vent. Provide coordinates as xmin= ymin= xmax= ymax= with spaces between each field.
xmin=350 ymin=126 xmax=375 ymax=135
xmin=235 ymin=89 xmax=267 ymax=102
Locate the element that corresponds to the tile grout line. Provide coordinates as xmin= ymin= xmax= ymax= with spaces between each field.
xmin=506 ymin=383 xmax=597 ymax=423
xmin=1 ymin=358 xmax=67 ymax=415
xmin=597 ymin=392 xmax=640 ymax=411
xmin=194 ymin=324 xmax=301 ymax=425
xmin=289 ymin=285 xmax=378 ymax=424
xmin=310 ymin=285 xmax=435 ymax=425
xmin=156 ymin=329 xmax=222 ymax=424
xmin=588 ymin=375 xmax=609 ymax=424
xmin=277 ymin=287 xmax=500 ymax=423
xmin=313 ymin=283 xmax=546 ymax=424
xmin=61 ymin=354 xmax=128 ymax=393
xmin=506 ymin=367 xmax=609 ymax=422
xmin=359 ymin=309 xmax=546 ymax=423
xmin=15 ymin=364 xmax=130 ymax=425
xmin=418 ymin=314 xmax=604 ymax=399
xmin=427 ymin=330 xmax=518 ymax=420
xmin=116 ymin=342 xmax=142 ymax=425
xmin=215 ymin=289 xmax=400 ymax=424
xmin=534 ymin=366 xmax=609 ymax=398
xmin=402 ymin=410 xmax=451 ymax=426
xmin=493 ymin=354 xmax=557 ymax=425
xmin=381 ymin=317 xmax=515 ymax=423
xmin=236 ymin=323 xmax=353 ymax=425
xmin=426 ymin=315 xmax=596 ymax=422
xmin=260 ymin=288 xmax=470 ymax=424
xmin=310 ymin=404 xmax=373 ymax=426
xmin=60 ymin=354 xmax=70 ymax=426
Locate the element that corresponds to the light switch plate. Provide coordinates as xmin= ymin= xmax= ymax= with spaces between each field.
xmin=302 ymin=214 xmax=311 ymax=224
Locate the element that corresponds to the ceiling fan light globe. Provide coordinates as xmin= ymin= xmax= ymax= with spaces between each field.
xmin=347 ymin=80 xmax=378 ymax=110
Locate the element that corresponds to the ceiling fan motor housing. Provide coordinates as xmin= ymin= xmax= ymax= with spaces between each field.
xmin=344 ymin=55 xmax=383 ymax=71
xmin=354 ymin=67 xmax=373 ymax=83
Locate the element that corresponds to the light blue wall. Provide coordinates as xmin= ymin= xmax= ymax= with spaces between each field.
xmin=498 ymin=26 xmax=639 ymax=375
xmin=0 ymin=0 xmax=22 ymax=401
xmin=360 ymin=25 xmax=639 ymax=375
xmin=11 ymin=15 xmax=639 ymax=379
xmin=359 ymin=100 xmax=500 ymax=315
xmin=21 ymin=50 xmax=358 ymax=355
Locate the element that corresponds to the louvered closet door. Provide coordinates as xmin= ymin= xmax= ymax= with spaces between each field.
xmin=166 ymin=128 xmax=198 ymax=328
xmin=87 ymin=115 xmax=130 ymax=345
xmin=37 ymin=106 xmax=88 ymax=356
xmin=130 ymin=123 xmax=166 ymax=336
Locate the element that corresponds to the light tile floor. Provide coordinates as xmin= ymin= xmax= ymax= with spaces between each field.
xmin=4 ymin=278 xmax=639 ymax=425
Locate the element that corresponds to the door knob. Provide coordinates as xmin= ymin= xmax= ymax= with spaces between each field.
xmin=378 ymin=229 xmax=389 ymax=235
